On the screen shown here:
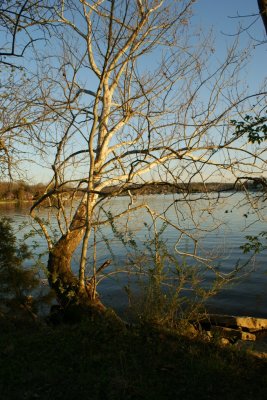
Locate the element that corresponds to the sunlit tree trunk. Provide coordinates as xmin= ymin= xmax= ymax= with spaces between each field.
xmin=47 ymin=197 xmax=105 ymax=311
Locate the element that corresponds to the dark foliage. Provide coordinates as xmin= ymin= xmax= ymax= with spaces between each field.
xmin=0 ymin=217 xmax=42 ymax=316
xmin=231 ymin=110 xmax=267 ymax=144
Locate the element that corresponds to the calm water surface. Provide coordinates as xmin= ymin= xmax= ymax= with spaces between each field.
xmin=1 ymin=192 xmax=267 ymax=317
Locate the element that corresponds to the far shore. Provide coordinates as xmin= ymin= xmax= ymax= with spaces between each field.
xmin=0 ymin=180 xmax=265 ymax=205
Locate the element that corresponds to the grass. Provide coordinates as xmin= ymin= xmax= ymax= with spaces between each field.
xmin=0 ymin=313 xmax=267 ymax=400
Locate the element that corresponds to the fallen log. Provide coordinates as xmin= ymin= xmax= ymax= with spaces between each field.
xmin=208 ymin=326 xmax=256 ymax=342
xmin=200 ymin=314 xmax=267 ymax=332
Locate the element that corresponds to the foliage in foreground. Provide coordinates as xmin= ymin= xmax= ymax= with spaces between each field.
xmin=0 ymin=217 xmax=52 ymax=318
xmin=0 ymin=315 xmax=267 ymax=400
xmin=0 ymin=216 xmax=267 ymax=400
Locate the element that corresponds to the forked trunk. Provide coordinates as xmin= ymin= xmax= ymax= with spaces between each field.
xmin=47 ymin=203 xmax=105 ymax=313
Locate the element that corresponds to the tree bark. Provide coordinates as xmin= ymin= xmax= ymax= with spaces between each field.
xmin=258 ymin=0 xmax=267 ymax=34
xmin=47 ymin=201 xmax=105 ymax=313
xmin=48 ymin=232 xmax=83 ymax=306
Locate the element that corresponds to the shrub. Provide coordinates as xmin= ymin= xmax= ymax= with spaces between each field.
xmin=0 ymin=217 xmax=41 ymax=318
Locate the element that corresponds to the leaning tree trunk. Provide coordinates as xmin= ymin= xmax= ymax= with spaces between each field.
xmin=258 ymin=0 xmax=267 ymax=34
xmin=47 ymin=201 xmax=105 ymax=313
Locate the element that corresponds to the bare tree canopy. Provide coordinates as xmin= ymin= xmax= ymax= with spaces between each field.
xmin=1 ymin=0 xmax=266 ymax=317
xmin=0 ymin=0 xmax=60 ymax=67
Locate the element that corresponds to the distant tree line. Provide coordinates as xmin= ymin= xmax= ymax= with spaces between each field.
xmin=0 ymin=179 xmax=265 ymax=203
xmin=0 ymin=181 xmax=46 ymax=201
xmin=101 ymin=179 xmax=267 ymax=196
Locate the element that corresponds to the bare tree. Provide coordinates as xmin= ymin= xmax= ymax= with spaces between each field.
xmin=0 ymin=0 xmax=59 ymax=67
xmin=0 ymin=1 xmax=63 ymax=179
xmin=0 ymin=64 xmax=59 ymax=179
xmin=24 ymin=0 xmax=266 ymax=314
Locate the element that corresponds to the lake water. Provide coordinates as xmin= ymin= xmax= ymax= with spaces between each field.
xmin=1 ymin=191 xmax=267 ymax=318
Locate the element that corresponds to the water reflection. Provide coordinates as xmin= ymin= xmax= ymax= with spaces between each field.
xmin=0 ymin=193 xmax=267 ymax=317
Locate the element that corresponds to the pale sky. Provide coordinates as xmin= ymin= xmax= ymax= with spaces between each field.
xmin=193 ymin=0 xmax=266 ymax=86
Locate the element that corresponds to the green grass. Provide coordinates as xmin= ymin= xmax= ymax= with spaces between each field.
xmin=0 ymin=315 xmax=267 ymax=400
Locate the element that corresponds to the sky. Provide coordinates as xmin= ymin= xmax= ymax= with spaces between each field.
xmin=193 ymin=0 xmax=266 ymax=86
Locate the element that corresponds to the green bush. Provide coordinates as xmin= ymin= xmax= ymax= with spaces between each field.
xmin=0 ymin=217 xmax=41 ymax=317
